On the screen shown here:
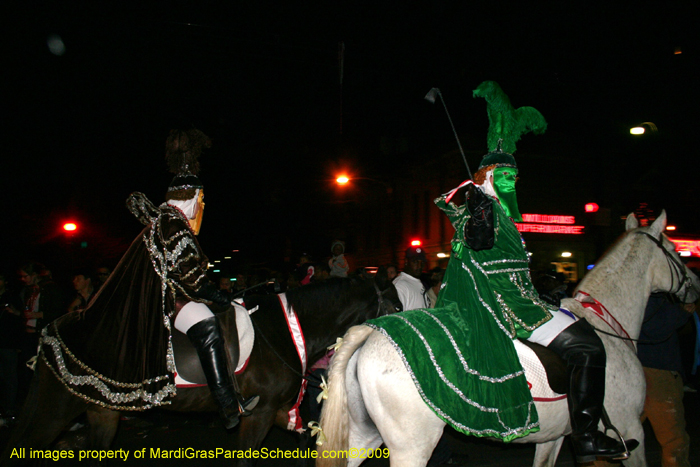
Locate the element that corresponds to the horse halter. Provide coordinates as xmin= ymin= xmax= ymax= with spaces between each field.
xmin=638 ymin=231 xmax=694 ymax=302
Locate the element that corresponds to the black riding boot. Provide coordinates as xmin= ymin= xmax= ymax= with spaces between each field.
xmin=567 ymin=365 xmax=635 ymax=463
xmin=186 ymin=316 xmax=259 ymax=429
xmin=547 ymin=319 xmax=637 ymax=463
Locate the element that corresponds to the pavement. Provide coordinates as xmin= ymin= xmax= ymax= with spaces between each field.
xmin=2 ymin=390 xmax=699 ymax=466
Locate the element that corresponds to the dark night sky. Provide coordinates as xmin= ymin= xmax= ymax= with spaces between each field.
xmin=3 ymin=2 xmax=699 ymax=275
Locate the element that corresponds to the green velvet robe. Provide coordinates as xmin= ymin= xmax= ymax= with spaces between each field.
xmin=366 ymin=188 xmax=555 ymax=441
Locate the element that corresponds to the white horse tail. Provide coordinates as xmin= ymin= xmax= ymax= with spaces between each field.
xmin=317 ymin=325 xmax=374 ymax=467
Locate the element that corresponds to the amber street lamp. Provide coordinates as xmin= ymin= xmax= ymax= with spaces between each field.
xmin=630 ymin=122 xmax=658 ymax=135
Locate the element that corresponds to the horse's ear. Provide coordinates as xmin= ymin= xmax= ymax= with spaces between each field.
xmin=649 ymin=210 xmax=667 ymax=237
xmin=625 ymin=213 xmax=639 ymax=231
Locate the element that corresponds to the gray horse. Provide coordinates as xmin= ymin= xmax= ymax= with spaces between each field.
xmin=318 ymin=212 xmax=700 ymax=467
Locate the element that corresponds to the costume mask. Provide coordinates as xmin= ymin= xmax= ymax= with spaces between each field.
xmin=167 ymin=189 xmax=205 ymax=235
xmin=492 ymin=168 xmax=522 ymax=222
xmin=189 ymin=190 xmax=205 ymax=235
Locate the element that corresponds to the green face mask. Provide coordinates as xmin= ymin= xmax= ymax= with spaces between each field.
xmin=492 ymin=167 xmax=522 ymax=222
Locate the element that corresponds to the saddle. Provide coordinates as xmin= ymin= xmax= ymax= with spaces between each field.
xmin=172 ymin=301 xmax=256 ymax=387
xmin=516 ymin=339 xmax=568 ymax=396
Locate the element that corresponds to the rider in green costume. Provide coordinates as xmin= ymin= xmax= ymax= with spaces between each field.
xmin=367 ymin=81 xmax=637 ymax=462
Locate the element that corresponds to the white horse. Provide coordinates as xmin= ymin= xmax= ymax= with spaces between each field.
xmin=318 ymin=212 xmax=700 ymax=467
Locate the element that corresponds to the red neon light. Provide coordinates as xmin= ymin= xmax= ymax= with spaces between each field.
xmin=516 ymin=224 xmax=585 ymax=235
xmin=669 ymin=238 xmax=700 ymax=257
xmin=521 ymin=214 xmax=576 ymax=225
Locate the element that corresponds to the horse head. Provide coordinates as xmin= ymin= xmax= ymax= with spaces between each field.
xmin=374 ymin=265 xmax=403 ymax=317
xmin=626 ymin=210 xmax=700 ymax=303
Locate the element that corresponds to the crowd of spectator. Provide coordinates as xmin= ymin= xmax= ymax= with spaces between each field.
xmin=0 ymin=261 xmax=113 ymax=427
xmin=3 ymin=244 xmax=699 ymax=467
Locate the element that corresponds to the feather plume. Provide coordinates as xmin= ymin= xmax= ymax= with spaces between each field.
xmin=473 ymin=81 xmax=547 ymax=154
xmin=165 ymin=129 xmax=211 ymax=175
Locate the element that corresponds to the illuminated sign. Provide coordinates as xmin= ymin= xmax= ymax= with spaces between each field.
xmin=521 ymin=214 xmax=575 ymax=225
xmin=517 ymin=224 xmax=585 ymax=234
xmin=516 ymin=213 xmax=584 ymax=235
xmin=669 ymin=238 xmax=700 ymax=257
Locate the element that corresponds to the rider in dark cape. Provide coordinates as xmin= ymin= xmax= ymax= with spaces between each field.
xmin=368 ymin=82 xmax=637 ymax=463
xmin=40 ymin=129 xmax=258 ymax=429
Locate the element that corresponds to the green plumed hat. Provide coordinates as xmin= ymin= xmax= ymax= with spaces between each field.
xmin=473 ymin=81 xmax=547 ymax=171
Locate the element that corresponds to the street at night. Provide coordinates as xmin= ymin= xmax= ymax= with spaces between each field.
xmin=3 ymin=3 xmax=700 ymax=467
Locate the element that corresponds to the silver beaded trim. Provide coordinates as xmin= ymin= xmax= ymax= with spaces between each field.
xmin=367 ymin=324 xmax=538 ymax=438
xmin=38 ymin=193 xmax=210 ymax=410
xmin=463 ymin=259 xmax=515 ymax=338
xmin=140 ymin=203 xmax=208 ymax=374
xmin=40 ymin=332 xmax=176 ymax=410
xmin=417 ymin=309 xmax=524 ymax=383
xmin=481 ymin=259 xmax=528 ymax=267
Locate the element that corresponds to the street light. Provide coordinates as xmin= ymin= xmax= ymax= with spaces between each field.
xmin=334 ymin=174 xmax=393 ymax=194
xmin=333 ymin=172 xmax=397 ymax=264
xmin=630 ymin=122 xmax=658 ymax=135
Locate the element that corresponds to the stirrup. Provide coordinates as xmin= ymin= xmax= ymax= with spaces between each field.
xmin=220 ymin=405 xmax=242 ymax=430
xmin=573 ymin=433 xmax=636 ymax=464
xmin=238 ymin=394 xmax=260 ymax=417
xmin=600 ymin=407 xmax=639 ymax=460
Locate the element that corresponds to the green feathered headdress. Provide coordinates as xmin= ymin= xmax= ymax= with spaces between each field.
xmin=473 ymin=81 xmax=547 ymax=170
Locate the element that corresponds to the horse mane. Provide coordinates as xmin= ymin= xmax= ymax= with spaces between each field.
xmin=285 ymin=276 xmax=377 ymax=321
xmin=575 ymin=227 xmax=647 ymax=294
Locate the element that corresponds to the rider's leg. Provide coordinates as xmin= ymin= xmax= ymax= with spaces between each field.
xmin=540 ymin=318 xmax=638 ymax=463
xmin=174 ymin=302 xmax=259 ymax=429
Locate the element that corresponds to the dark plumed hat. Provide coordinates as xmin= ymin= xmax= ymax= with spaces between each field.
xmin=165 ymin=129 xmax=211 ymax=199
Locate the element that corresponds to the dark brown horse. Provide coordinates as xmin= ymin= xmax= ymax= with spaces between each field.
xmin=1 ymin=273 xmax=401 ymax=465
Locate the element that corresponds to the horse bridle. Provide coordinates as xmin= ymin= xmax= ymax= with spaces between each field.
xmin=637 ymin=231 xmax=694 ymax=302
xmin=373 ymin=281 xmax=401 ymax=318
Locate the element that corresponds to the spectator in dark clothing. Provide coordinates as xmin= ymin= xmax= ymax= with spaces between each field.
xmin=67 ymin=269 xmax=97 ymax=313
xmin=0 ymin=273 xmax=23 ymax=425
xmin=94 ymin=266 xmax=112 ymax=290
xmin=637 ymin=293 xmax=695 ymax=467
xmin=218 ymin=276 xmax=235 ymax=303
xmin=16 ymin=261 xmax=65 ymax=396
